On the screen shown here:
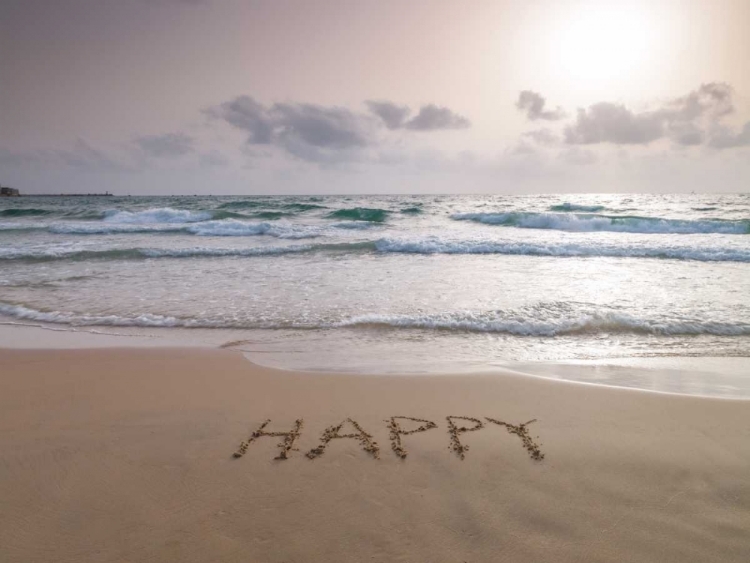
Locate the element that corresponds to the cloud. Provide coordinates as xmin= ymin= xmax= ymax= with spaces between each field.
xmin=271 ymin=102 xmax=373 ymax=149
xmin=516 ymin=91 xmax=566 ymax=121
xmin=404 ymin=104 xmax=471 ymax=130
xmin=0 ymin=140 xmax=129 ymax=172
xmin=366 ymin=100 xmax=411 ymax=129
xmin=54 ymin=139 xmax=129 ymax=171
xmin=563 ymin=82 xmax=736 ymax=147
xmin=708 ymin=122 xmax=750 ymax=149
xmin=208 ymin=95 xmax=470 ymax=163
xmin=366 ymin=101 xmax=470 ymax=131
xmin=135 ymin=133 xmax=194 ymax=157
xmin=564 ymin=103 xmax=664 ymax=145
xmin=663 ymin=82 xmax=734 ymax=122
xmin=206 ymin=96 xmax=273 ymax=144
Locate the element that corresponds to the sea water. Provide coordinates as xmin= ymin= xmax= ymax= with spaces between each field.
xmin=1 ymin=193 xmax=749 ymax=394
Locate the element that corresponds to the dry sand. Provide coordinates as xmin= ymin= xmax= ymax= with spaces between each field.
xmin=0 ymin=347 xmax=748 ymax=562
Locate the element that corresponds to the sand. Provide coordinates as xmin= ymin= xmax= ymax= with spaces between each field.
xmin=0 ymin=347 xmax=748 ymax=562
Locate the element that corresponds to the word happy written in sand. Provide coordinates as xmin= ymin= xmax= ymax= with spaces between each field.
xmin=232 ymin=416 xmax=544 ymax=461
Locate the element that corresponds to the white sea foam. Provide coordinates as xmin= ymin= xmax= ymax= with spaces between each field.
xmin=103 ymin=208 xmax=213 ymax=224
xmin=138 ymin=245 xmax=314 ymax=258
xmin=374 ymin=237 xmax=750 ymax=262
xmin=0 ymin=222 xmax=45 ymax=231
xmin=0 ymin=244 xmax=315 ymax=261
xmin=331 ymin=221 xmax=376 ymax=230
xmin=336 ymin=309 xmax=750 ymax=336
xmin=452 ymin=212 xmax=750 ymax=234
xmin=49 ymin=223 xmax=182 ymax=235
xmin=185 ymin=220 xmax=323 ymax=238
xmin=2 ymin=300 xmax=748 ymax=336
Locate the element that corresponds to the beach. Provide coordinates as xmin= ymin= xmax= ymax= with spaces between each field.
xmin=1 ymin=346 xmax=748 ymax=563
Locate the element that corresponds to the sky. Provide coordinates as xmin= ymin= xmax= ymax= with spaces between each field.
xmin=1 ymin=0 xmax=749 ymax=195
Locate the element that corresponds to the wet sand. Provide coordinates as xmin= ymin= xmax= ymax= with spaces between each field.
xmin=0 ymin=347 xmax=748 ymax=562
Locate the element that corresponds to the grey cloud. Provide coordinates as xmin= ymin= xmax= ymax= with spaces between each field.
xmin=564 ymin=83 xmax=736 ymax=147
xmin=208 ymin=96 xmax=470 ymax=163
xmin=404 ymin=104 xmax=471 ymax=130
xmin=135 ymin=133 xmax=194 ymax=157
xmin=366 ymin=100 xmax=411 ymax=129
xmin=207 ymin=96 xmax=376 ymax=163
xmin=206 ymin=96 xmax=273 ymax=144
xmin=54 ymin=139 xmax=128 ymax=171
xmin=367 ymin=101 xmax=470 ymax=131
xmin=271 ymin=103 xmax=372 ymax=149
xmin=669 ymin=122 xmax=705 ymax=146
xmin=1 ymin=140 xmax=129 ymax=172
xmin=516 ymin=91 xmax=566 ymax=121
xmin=564 ymin=103 xmax=664 ymax=145
xmin=663 ymin=83 xmax=734 ymax=122
xmin=709 ymin=122 xmax=750 ymax=148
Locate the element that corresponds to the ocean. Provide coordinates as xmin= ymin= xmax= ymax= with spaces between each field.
xmin=1 ymin=193 xmax=749 ymax=393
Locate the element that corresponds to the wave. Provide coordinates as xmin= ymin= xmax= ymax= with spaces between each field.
xmin=217 ymin=200 xmax=267 ymax=210
xmin=452 ymin=212 xmax=750 ymax=234
xmin=331 ymin=221 xmax=376 ymax=230
xmin=400 ymin=206 xmax=423 ymax=215
xmin=46 ymin=219 xmax=325 ymax=239
xmin=103 ymin=208 xmax=213 ymax=224
xmin=217 ymin=201 xmax=327 ymax=212
xmin=0 ymin=244 xmax=319 ymax=262
xmin=49 ymin=223 xmax=184 ymax=235
xmin=327 ymin=207 xmax=389 ymax=222
xmin=282 ymin=203 xmax=327 ymax=212
xmin=2 ymin=300 xmax=748 ymax=336
xmin=335 ymin=307 xmax=750 ymax=337
xmin=548 ymin=203 xmax=606 ymax=212
xmin=247 ymin=211 xmax=292 ymax=220
xmin=0 ymin=222 xmax=45 ymax=232
xmin=3 ymin=236 xmax=749 ymax=262
xmin=374 ymin=237 xmax=750 ymax=262
xmin=0 ymin=208 xmax=52 ymax=217
xmin=185 ymin=220 xmax=322 ymax=239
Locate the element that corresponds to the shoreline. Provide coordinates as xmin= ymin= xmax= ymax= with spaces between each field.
xmin=1 ymin=346 xmax=748 ymax=562
xmin=2 ymin=320 xmax=750 ymax=400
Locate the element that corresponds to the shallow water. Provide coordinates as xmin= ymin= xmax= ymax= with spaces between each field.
xmin=1 ymin=193 xmax=749 ymax=392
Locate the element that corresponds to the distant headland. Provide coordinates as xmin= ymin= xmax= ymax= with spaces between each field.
xmin=0 ymin=186 xmax=20 ymax=197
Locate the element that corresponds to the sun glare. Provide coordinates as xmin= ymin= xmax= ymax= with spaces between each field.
xmin=551 ymin=3 xmax=656 ymax=93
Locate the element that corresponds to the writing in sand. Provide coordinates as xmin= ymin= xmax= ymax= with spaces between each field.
xmin=233 ymin=416 xmax=545 ymax=462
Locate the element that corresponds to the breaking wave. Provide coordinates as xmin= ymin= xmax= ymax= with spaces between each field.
xmin=452 ymin=212 xmax=750 ymax=235
xmin=400 ymin=206 xmax=423 ymax=214
xmin=1 ymin=300 xmax=748 ymax=336
xmin=327 ymin=207 xmax=389 ymax=222
xmin=336 ymin=307 xmax=750 ymax=336
xmin=0 ymin=208 xmax=53 ymax=217
xmin=0 ymin=244 xmax=319 ymax=262
xmin=548 ymin=203 xmax=606 ymax=212
xmin=2 ymin=236 xmax=749 ymax=262
xmin=185 ymin=220 xmax=323 ymax=238
xmin=216 ymin=201 xmax=326 ymax=212
xmin=103 ymin=208 xmax=213 ymax=224
xmin=375 ymin=237 xmax=750 ymax=261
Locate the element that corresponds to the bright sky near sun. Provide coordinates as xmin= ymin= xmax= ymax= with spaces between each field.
xmin=1 ymin=0 xmax=749 ymax=194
